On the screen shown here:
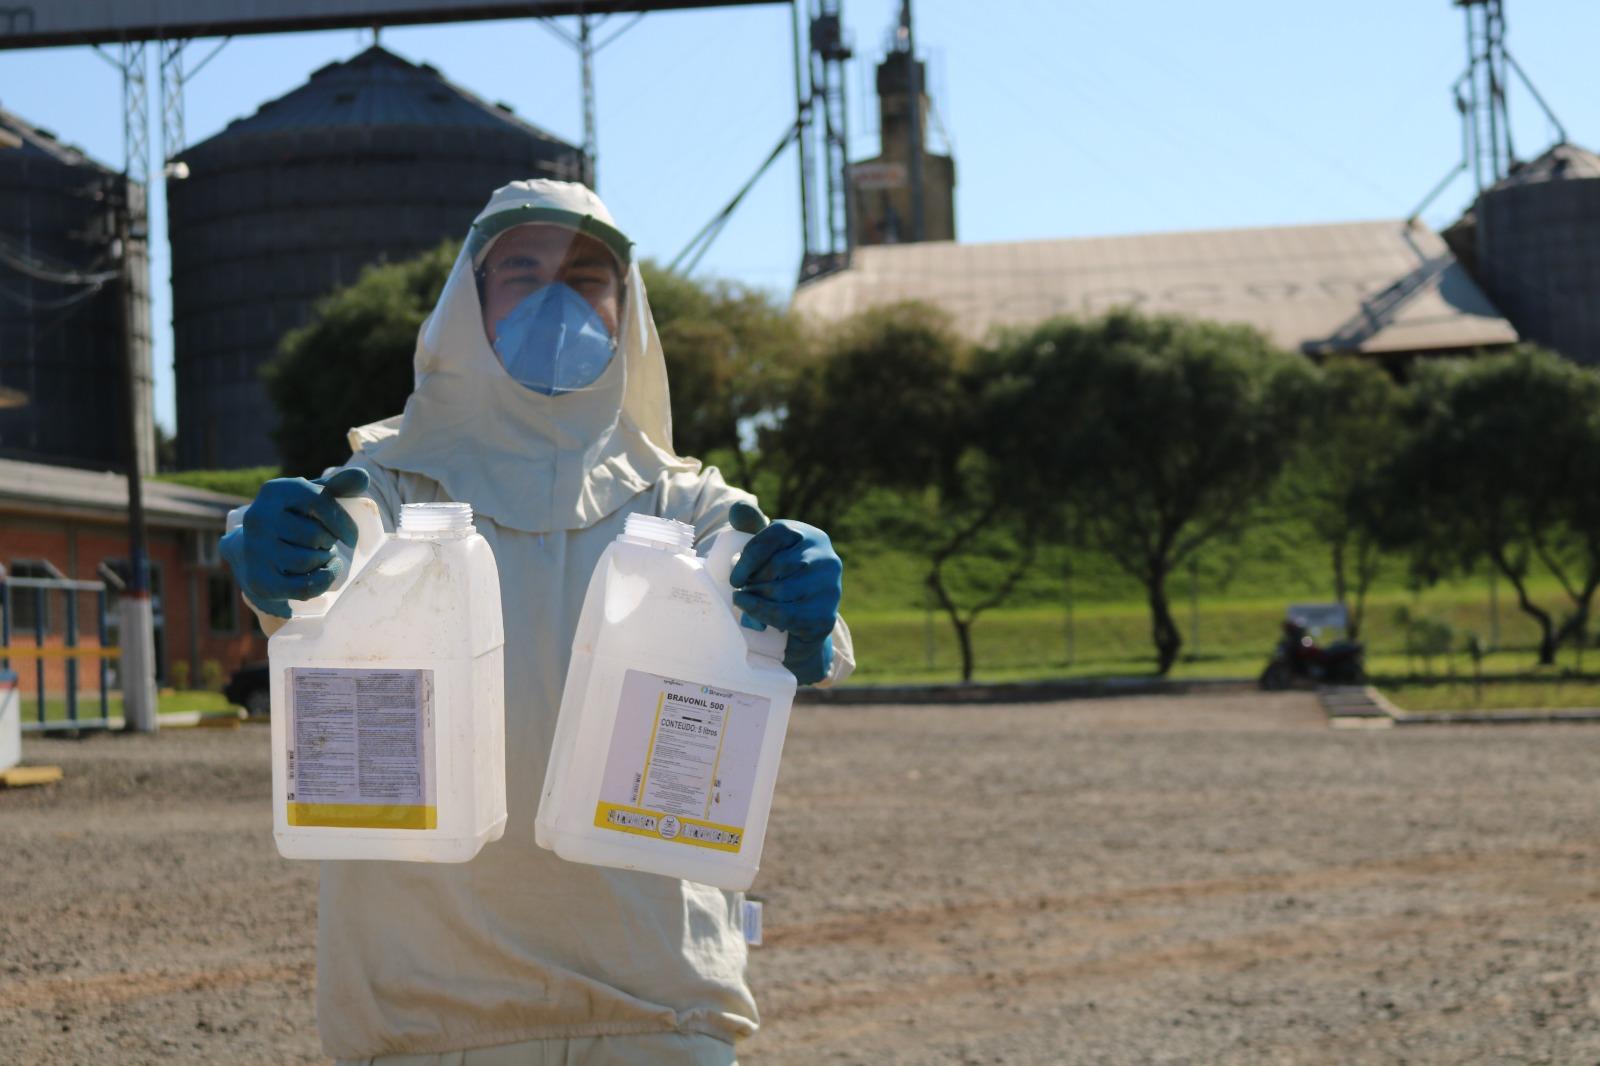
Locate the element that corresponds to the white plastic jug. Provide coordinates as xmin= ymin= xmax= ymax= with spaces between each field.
xmin=535 ymin=514 xmax=797 ymax=890
xmin=268 ymin=499 xmax=507 ymax=863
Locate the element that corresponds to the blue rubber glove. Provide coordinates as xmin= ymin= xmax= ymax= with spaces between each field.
xmin=219 ymin=468 xmax=370 ymax=619
xmin=727 ymin=501 xmax=842 ymax=685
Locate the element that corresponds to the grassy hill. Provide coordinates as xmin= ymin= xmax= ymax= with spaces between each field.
xmin=833 ymin=503 xmax=1580 ymax=684
xmin=159 ymin=463 xmax=1583 ymax=685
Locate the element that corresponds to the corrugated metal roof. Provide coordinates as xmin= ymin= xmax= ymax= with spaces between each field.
xmin=0 ymin=104 xmax=118 ymax=173
xmin=1493 ymin=142 xmax=1600 ymax=187
xmin=185 ymin=45 xmax=577 ymax=151
xmin=792 ymin=219 xmax=1519 ymax=356
xmin=0 ymin=458 xmax=245 ymax=530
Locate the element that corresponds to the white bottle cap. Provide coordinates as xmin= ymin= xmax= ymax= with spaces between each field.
xmin=399 ymin=502 xmax=475 ymax=537
xmin=622 ymin=514 xmax=695 ymax=553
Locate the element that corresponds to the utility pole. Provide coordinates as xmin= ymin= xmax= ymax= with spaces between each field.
xmin=103 ymin=39 xmax=159 ymax=732
xmin=792 ymin=0 xmax=814 ymax=263
xmin=578 ymin=14 xmax=598 ymax=189
xmin=539 ymin=11 xmax=645 ymax=192
xmin=111 ymin=175 xmax=157 ymax=733
xmin=107 ymin=178 xmax=156 ymax=736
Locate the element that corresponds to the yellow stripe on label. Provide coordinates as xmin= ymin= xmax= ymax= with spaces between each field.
xmin=704 ymin=703 xmax=732 ymax=820
xmin=593 ymin=801 xmax=744 ymax=853
xmin=635 ymin=690 xmax=666 ymax=804
xmin=286 ymin=803 xmax=437 ymax=830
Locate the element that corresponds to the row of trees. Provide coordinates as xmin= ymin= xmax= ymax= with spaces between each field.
xmin=268 ymin=244 xmax=1600 ymax=678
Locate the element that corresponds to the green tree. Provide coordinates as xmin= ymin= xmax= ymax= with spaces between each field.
xmin=265 ymin=241 xmax=458 ymax=476
xmin=910 ymin=451 xmax=1040 ymax=685
xmin=155 ymin=466 xmax=280 ymax=500
xmin=263 ymin=248 xmax=793 ymax=478
xmin=763 ymin=302 xmax=1047 ymax=681
xmin=1283 ymin=358 xmax=1404 ymax=639
xmin=155 ymin=424 xmax=178 ymax=472
xmin=1029 ymin=310 xmax=1317 ymax=674
xmin=641 ymin=262 xmax=803 ymax=473
xmin=1375 ymin=347 xmax=1600 ymax=665
xmin=760 ymin=302 xmax=966 ymax=528
xmin=905 ymin=322 xmax=1112 ymax=681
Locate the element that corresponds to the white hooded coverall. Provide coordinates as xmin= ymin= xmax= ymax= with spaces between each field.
xmin=260 ymin=181 xmax=853 ymax=1063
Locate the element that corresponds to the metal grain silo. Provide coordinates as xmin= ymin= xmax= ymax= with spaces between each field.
xmin=0 ymin=106 xmax=151 ymax=471
xmin=168 ymin=46 xmax=585 ymax=470
xmin=1473 ymin=143 xmax=1600 ymax=366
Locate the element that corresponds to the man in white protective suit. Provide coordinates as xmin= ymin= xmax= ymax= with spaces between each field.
xmin=220 ymin=179 xmax=853 ymax=1065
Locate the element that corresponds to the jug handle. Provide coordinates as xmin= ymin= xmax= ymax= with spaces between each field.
xmin=290 ymin=496 xmax=386 ymax=619
xmin=704 ymin=529 xmax=789 ymax=662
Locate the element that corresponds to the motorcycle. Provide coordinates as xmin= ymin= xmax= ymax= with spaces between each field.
xmin=1259 ymin=619 xmax=1365 ymax=689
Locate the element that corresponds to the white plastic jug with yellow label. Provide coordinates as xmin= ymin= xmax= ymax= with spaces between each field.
xmin=535 ymin=514 xmax=797 ymax=890
xmin=268 ymin=500 xmax=507 ymax=863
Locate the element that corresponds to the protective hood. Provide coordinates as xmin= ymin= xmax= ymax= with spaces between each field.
xmin=352 ymin=179 xmax=698 ymax=533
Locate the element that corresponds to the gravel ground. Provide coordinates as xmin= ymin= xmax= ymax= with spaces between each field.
xmin=4 ymin=692 xmax=1600 ymax=1065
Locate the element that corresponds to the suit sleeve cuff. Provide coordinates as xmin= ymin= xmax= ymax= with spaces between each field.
xmin=813 ymin=616 xmax=855 ymax=688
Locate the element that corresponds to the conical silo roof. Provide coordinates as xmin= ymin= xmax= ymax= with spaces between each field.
xmin=1490 ymin=141 xmax=1600 ymax=189
xmin=185 ymin=44 xmax=576 ymax=153
xmin=167 ymin=45 xmax=585 ymax=471
xmin=0 ymin=104 xmax=119 ymax=172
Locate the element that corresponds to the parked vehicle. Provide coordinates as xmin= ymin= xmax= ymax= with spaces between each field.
xmin=223 ymin=661 xmax=270 ymax=718
xmin=1259 ymin=619 xmax=1365 ymax=689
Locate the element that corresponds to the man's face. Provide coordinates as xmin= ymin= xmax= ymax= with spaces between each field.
xmin=478 ymin=223 xmax=622 ymax=345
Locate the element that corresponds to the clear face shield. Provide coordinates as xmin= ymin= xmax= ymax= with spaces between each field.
xmin=472 ymin=220 xmax=629 ymax=395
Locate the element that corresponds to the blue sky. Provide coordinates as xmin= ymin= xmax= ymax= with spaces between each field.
xmin=3 ymin=0 xmax=1598 ymax=434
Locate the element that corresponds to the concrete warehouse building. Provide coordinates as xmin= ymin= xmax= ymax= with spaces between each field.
xmin=0 ymin=458 xmax=261 ymax=702
xmin=169 ymin=45 xmax=585 ymax=471
xmin=793 ymin=217 xmax=1520 ymax=364
xmin=812 ymin=2 xmax=1597 ymax=370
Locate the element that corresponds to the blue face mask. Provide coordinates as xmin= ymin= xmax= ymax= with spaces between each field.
xmin=491 ymin=282 xmax=617 ymax=395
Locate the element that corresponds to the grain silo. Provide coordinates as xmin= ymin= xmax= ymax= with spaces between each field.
xmin=168 ymin=45 xmax=585 ymax=470
xmin=1470 ymin=143 xmax=1600 ymax=366
xmin=0 ymin=105 xmax=152 ymax=472
xmin=1420 ymin=2 xmax=1600 ymax=366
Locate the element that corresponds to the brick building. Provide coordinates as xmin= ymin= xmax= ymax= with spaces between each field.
xmin=0 ymin=458 xmax=262 ymax=700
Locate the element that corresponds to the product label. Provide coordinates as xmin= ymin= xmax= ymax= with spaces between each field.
xmin=594 ymin=669 xmax=772 ymax=853
xmin=284 ymin=668 xmax=436 ymax=830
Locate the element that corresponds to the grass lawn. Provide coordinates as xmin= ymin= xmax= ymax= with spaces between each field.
xmin=15 ymin=689 xmax=237 ymax=727
xmin=843 ymin=577 xmax=1585 ymax=685
xmin=9 ymin=561 xmax=1591 ymax=718
xmin=1378 ymin=677 xmax=1600 ymax=713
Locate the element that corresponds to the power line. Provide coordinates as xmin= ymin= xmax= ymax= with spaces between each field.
xmin=0 ymin=278 xmax=108 ymax=312
xmin=970 ymin=38 xmax=1173 ymax=223
xmin=0 ymin=234 xmax=119 ymax=287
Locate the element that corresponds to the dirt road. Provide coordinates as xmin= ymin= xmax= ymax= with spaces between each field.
xmin=5 ymin=693 xmax=1599 ymax=1064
